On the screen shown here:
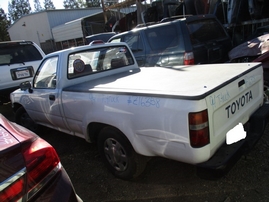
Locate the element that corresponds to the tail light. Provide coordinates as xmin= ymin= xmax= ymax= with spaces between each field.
xmin=23 ymin=138 xmax=60 ymax=198
xmin=184 ymin=52 xmax=195 ymax=65
xmin=189 ymin=110 xmax=210 ymax=148
xmin=0 ymin=137 xmax=60 ymax=202
xmin=0 ymin=176 xmax=25 ymax=202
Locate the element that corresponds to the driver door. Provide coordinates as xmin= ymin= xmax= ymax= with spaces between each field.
xmin=24 ymin=56 xmax=68 ymax=131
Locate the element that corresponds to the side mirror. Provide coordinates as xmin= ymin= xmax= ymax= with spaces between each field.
xmin=20 ymin=81 xmax=33 ymax=93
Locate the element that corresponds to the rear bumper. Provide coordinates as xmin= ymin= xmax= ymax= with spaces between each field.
xmin=30 ymin=165 xmax=82 ymax=202
xmin=196 ymin=104 xmax=269 ymax=179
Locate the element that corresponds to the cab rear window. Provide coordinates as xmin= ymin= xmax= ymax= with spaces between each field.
xmin=67 ymin=45 xmax=135 ymax=79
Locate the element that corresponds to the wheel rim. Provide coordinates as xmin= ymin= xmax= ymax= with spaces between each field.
xmin=103 ymin=138 xmax=128 ymax=172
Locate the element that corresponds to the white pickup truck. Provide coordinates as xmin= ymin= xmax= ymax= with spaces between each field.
xmin=10 ymin=42 xmax=269 ymax=180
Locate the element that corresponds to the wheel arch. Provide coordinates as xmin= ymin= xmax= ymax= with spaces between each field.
xmin=87 ymin=122 xmax=133 ymax=148
xmin=12 ymin=102 xmax=23 ymax=113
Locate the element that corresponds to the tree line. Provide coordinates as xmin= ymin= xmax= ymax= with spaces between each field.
xmin=0 ymin=0 xmax=103 ymax=41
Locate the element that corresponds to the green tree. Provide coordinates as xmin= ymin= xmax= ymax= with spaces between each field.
xmin=86 ymin=0 xmax=100 ymax=7
xmin=8 ymin=0 xmax=31 ymax=22
xmin=44 ymin=0 xmax=56 ymax=10
xmin=77 ymin=0 xmax=87 ymax=8
xmin=0 ymin=8 xmax=11 ymax=41
xmin=34 ymin=0 xmax=43 ymax=12
xmin=63 ymin=0 xmax=80 ymax=9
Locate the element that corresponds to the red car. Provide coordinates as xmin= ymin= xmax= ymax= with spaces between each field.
xmin=0 ymin=114 xmax=82 ymax=202
xmin=229 ymin=33 xmax=269 ymax=83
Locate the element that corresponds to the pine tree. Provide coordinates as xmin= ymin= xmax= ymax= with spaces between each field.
xmin=77 ymin=0 xmax=87 ymax=8
xmin=34 ymin=0 xmax=43 ymax=12
xmin=86 ymin=0 xmax=100 ymax=7
xmin=63 ymin=0 xmax=80 ymax=9
xmin=0 ymin=8 xmax=11 ymax=41
xmin=44 ymin=0 xmax=56 ymax=10
xmin=8 ymin=0 xmax=31 ymax=22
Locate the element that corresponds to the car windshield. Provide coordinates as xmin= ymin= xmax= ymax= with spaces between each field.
xmin=0 ymin=44 xmax=43 ymax=66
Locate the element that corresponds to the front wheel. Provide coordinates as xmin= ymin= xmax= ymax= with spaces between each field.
xmin=15 ymin=106 xmax=39 ymax=132
xmin=98 ymin=126 xmax=148 ymax=180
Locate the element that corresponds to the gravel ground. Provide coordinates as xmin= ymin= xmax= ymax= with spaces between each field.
xmin=1 ymin=102 xmax=269 ymax=202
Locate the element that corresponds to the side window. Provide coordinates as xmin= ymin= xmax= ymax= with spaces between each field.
xmin=110 ymin=38 xmax=121 ymax=43
xmin=34 ymin=57 xmax=58 ymax=89
xmin=145 ymin=25 xmax=178 ymax=51
xmin=123 ymin=34 xmax=143 ymax=52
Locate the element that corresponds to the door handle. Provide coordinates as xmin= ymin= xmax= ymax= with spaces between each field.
xmin=49 ymin=95 xmax=55 ymax=101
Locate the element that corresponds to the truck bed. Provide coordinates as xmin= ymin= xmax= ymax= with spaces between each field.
xmin=64 ymin=63 xmax=262 ymax=100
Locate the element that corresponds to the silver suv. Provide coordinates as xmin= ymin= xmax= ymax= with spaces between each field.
xmin=0 ymin=41 xmax=45 ymax=104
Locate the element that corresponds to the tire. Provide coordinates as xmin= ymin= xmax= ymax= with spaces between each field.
xmin=98 ymin=126 xmax=148 ymax=180
xmin=15 ymin=107 xmax=39 ymax=132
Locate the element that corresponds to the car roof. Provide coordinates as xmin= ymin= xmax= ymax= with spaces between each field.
xmin=44 ymin=42 xmax=130 ymax=57
xmin=109 ymin=14 xmax=218 ymax=39
xmin=0 ymin=40 xmax=35 ymax=46
xmin=85 ymin=32 xmax=116 ymax=39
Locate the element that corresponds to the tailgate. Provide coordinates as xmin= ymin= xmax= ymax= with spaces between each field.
xmin=206 ymin=63 xmax=264 ymax=153
xmin=0 ymin=61 xmax=39 ymax=90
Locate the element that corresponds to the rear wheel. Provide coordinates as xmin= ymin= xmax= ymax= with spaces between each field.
xmin=98 ymin=126 xmax=148 ymax=180
xmin=15 ymin=106 xmax=39 ymax=132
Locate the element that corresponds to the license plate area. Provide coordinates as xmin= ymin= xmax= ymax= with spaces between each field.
xmin=226 ymin=123 xmax=246 ymax=145
xmin=10 ymin=66 xmax=34 ymax=80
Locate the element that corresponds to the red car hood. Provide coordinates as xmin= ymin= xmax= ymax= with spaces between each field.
xmin=229 ymin=34 xmax=269 ymax=60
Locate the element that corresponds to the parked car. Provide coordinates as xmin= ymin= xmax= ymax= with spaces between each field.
xmin=0 ymin=114 xmax=82 ymax=202
xmin=229 ymin=33 xmax=269 ymax=63
xmin=0 ymin=40 xmax=45 ymax=105
xmin=109 ymin=14 xmax=232 ymax=67
xmin=228 ymin=33 xmax=269 ymax=83
xmin=85 ymin=32 xmax=116 ymax=44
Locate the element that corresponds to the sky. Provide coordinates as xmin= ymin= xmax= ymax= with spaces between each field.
xmin=0 ymin=0 xmax=64 ymax=14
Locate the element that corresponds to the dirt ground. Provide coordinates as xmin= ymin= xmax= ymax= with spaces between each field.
xmin=1 ymin=102 xmax=269 ymax=202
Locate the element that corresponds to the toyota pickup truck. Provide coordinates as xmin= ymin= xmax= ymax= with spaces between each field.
xmin=10 ymin=42 xmax=269 ymax=180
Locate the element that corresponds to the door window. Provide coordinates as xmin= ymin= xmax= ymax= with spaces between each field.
xmin=123 ymin=34 xmax=143 ymax=52
xmin=145 ymin=25 xmax=178 ymax=51
xmin=34 ymin=57 xmax=58 ymax=89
